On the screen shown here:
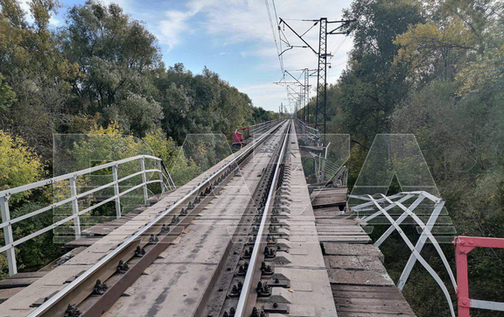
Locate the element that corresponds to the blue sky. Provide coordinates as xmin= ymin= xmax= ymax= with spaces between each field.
xmin=25 ymin=0 xmax=354 ymax=112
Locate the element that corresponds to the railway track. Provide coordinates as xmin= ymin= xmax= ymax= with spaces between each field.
xmin=7 ymin=120 xmax=293 ymax=317
xmin=200 ymin=116 xmax=292 ymax=317
xmin=97 ymin=119 xmax=338 ymax=317
xmin=0 ymin=119 xmax=447 ymax=317
xmin=0 ymin=119 xmax=341 ymax=317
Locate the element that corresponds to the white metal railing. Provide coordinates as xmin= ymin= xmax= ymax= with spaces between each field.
xmin=0 ymin=155 xmax=174 ymax=276
xmin=296 ymin=118 xmax=319 ymax=144
xmin=249 ymin=119 xmax=281 ymax=136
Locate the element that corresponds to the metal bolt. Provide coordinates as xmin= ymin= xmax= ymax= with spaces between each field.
xmin=134 ymin=246 xmax=146 ymax=257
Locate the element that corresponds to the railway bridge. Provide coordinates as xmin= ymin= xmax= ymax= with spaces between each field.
xmin=0 ymin=119 xmax=502 ymax=317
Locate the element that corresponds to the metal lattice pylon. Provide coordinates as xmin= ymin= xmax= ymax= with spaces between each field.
xmin=314 ymin=18 xmax=328 ymax=133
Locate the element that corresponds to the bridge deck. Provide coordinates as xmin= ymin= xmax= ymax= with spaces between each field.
xmin=0 ymin=139 xmax=239 ymax=316
xmin=314 ymin=206 xmax=417 ymax=317
xmin=0 ymin=120 xmax=417 ymax=317
xmin=102 ymin=128 xmax=282 ymax=316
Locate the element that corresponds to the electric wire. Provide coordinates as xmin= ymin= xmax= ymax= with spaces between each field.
xmin=265 ymin=0 xmax=283 ymax=74
xmin=300 ymin=21 xmax=319 ymax=37
xmin=265 ymin=0 xmax=291 ymax=113
xmin=328 ymin=36 xmax=348 ymax=62
xmin=272 ymin=0 xmax=295 ymax=113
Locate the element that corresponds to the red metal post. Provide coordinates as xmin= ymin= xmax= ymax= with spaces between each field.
xmin=455 ymin=237 xmax=473 ymax=317
xmin=454 ymin=236 xmax=504 ymax=317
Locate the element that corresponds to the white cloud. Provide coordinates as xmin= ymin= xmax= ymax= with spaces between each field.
xmin=157 ymin=0 xmax=352 ymax=49
xmin=101 ymin=0 xmax=133 ymax=11
xmin=49 ymin=16 xmax=60 ymax=26
xmin=158 ymin=0 xmax=353 ymax=110
xmin=152 ymin=0 xmax=354 ymax=110
xmin=239 ymin=83 xmax=288 ymax=110
xmin=159 ymin=10 xmax=194 ymax=50
xmin=17 ymin=0 xmax=33 ymax=23
xmin=18 ymin=0 xmax=30 ymax=12
xmin=156 ymin=0 xmax=219 ymax=50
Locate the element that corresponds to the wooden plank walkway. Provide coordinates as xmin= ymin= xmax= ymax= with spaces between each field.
xmin=311 ymin=187 xmax=348 ymax=208
xmin=313 ymin=199 xmax=417 ymax=317
xmin=314 ymin=206 xmax=371 ymax=244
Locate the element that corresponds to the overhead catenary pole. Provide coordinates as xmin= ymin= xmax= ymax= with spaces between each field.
xmin=315 ymin=18 xmax=328 ymax=133
xmin=278 ymin=17 xmax=355 ymax=133
xmin=275 ymin=71 xmax=306 ymax=120
xmin=300 ymin=67 xmax=316 ymax=124
xmin=299 ymin=83 xmax=303 ymax=120
xmin=304 ymin=68 xmax=309 ymax=123
xmin=277 ymin=69 xmax=311 ymax=122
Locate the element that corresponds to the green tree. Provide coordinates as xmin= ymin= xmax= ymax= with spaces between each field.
xmin=154 ymin=64 xmax=255 ymax=144
xmin=394 ymin=20 xmax=477 ymax=81
xmin=252 ymin=107 xmax=276 ymax=123
xmin=143 ymin=128 xmax=201 ymax=186
xmin=321 ymin=1 xmax=504 ymax=316
xmin=332 ymin=0 xmax=424 ymax=144
xmin=62 ymin=0 xmax=163 ymax=136
xmin=0 ymin=0 xmax=79 ymax=159
xmin=0 ymin=131 xmax=44 ymax=278
xmin=0 ymin=74 xmax=15 ymax=112
xmin=0 ymin=130 xmax=43 ymax=203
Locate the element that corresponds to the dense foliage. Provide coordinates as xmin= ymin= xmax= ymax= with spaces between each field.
xmin=0 ymin=0 xmax=270 ymax=160
xmin=0 ymin=0 xmax=272 ymax=277
xmin=299 ymin=0 xmax=504 ymax=316
xmin=0 ymin=131 xmax=42 ymax=202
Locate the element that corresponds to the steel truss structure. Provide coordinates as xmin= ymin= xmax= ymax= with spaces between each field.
xmin=350 ymin=191 xmax=457 ymax=317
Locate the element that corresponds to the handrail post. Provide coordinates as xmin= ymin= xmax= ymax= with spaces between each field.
xmin=140 ymin=157 xmax=148 ymax=205
xmin=69 ymin=177 xmax=81 ymax=239
xmin=157 ymin=160 xmax=165 ymax=193
xmin=112 ymin=165 xmax=121 ymax=218
xmin=168 ymin=171 xmax=176 ymax=190
xmin=1 ymin=196 xmax=17 ymax=276
xmin=456 ymin=245 xmax=471 ymax=317
xmin=454 ymin=237 xmax=476 ymax=317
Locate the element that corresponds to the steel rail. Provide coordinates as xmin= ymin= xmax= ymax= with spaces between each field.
xmin=27 ymin=120 xmax=287 ymax=317
xmin=235 ymin=120 xmax=291 ymax=317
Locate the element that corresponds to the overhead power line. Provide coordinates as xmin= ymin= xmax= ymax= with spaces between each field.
xmin=265 ymin=0 xmax=284 ymax=75
xmin=278 ymin=17 xmax=355 ymax=132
